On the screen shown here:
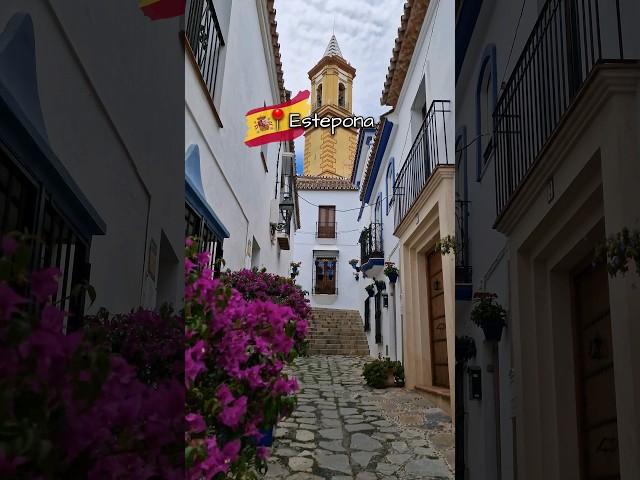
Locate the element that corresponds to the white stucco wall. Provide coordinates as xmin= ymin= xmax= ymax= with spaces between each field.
xmin=292 ymin=188 xmax=363 ymax=312
xmin=355 ymin=0 xmax=455 ymax=365
xmin=185 ymin=0 xmax=292 ymax=277
xmin=0 ymin=1 xmax=184 ymax=313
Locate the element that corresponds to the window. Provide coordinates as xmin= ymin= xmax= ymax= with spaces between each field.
xmin=1 ymin=148 xmax=91 ymax=327
xmin=317 ymin=205 xmax=336 ymax=238
xmin=338 ymin=82 xmax=346 ymax=108
xmin=316 ymin=83 xmax=322 ymax=109
xmin=185 ymin=0 xmax=228 ymax=108
xmin=314 ymin=257 xmax=337 ymax=294
xmin=374 ymin=193 xmax=383 ymax=225
xmin=475 ymin=44 xmax=497 ymax=180
xmin=185 ymin=202 xmax=224 ymax=275
xmin=385 ymin=157 xmax=395 ymax=215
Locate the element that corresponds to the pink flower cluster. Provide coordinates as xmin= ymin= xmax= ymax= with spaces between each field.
xmin=0 ymin=237 xmax=183 ymax=478
xmin=185 ymin=244 xmax=308 ymax=479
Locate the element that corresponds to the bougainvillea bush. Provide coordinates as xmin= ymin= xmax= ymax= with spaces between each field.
xmin=85 ymin=306 xmax=183 ymax=386
xmin=222 ymin=268 xmax=310 ymax=357
xmin=0 ymin=235 xmax=183 ymax=479
xmin=185 ymin=242 xmax=306 ymax=479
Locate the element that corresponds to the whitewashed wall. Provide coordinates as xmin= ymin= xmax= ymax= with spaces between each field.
xmin=185 ymin=0 xmax=292 ymax=278
xmin=292 ymin=189 xmax=363 ymax=311
xmin=0 ymin=1 xmax=184 ymax=312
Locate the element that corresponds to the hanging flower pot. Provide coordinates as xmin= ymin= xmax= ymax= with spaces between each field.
xmin=455 ymin=335 xmax=477 ymax=363
xmin=365 ymin=283 xmax=375 ymax=297
xmin=470 ymin=292 xmax=506 ymax=342
xmin=375 ymin=280 xmax=386 ymax=293
xmin=384 ymin=262 xmax=399 ymax=283
xmin=348 ymin=258 xmax=360 ymax=272
xmin=258 ymin=426 xmax=274 ymax=447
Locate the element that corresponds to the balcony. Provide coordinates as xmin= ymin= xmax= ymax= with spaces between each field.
xmin=316 ymin=222 xmax=337 ymax=239
xmin=493 ymin=0 xmax=626 ymax=220
xmin=360 ymin=222 xmax=384 ymax=276
xmin=185 ymin=0 xmax=225 ymax=106
xmin=393 ymin=100 xmax=452 ymax=230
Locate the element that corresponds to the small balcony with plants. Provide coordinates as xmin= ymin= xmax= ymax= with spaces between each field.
xmin=359 ymin=222 xmax=384 ymax=277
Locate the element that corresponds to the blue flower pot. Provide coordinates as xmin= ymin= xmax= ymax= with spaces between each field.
xmin=259 ymin=426 xmax=274 ymax=447
xmin=386 ymin=271 xmax=398 ymax=283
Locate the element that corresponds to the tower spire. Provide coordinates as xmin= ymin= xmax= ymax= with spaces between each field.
xmin=323 ymin=34 xmax=343 ymax=59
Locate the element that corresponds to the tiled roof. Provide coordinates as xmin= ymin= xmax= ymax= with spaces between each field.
xmin=266 ymin=0 xmax=286 ymax=101
xmin=381 ymin=0 xmax=430 ymax=106
xmin=296 ymin=175 xmax=358 ymax=191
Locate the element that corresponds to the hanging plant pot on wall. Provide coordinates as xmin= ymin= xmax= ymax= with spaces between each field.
xmin=470 ymin=292 xmax=506 ymax=342
xmin=365 ymin=284 xmax=375 ymax=297
xmin=383 ymin=262 xmax=399 ymax=283
xmin=375 ymin=280 xmax=386 ymax=293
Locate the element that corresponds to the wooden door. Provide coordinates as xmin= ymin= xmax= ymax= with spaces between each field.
xmin=427 ymin=250 xmax=449 ymax=388
xmin=573 ymin=261 xmax=620 ymax=479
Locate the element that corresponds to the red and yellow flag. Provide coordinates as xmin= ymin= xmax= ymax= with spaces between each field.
xmin=244 ymin=91 xmax=310 ymax=147
xmin=139 ymin=0 xmax=185 ymax=20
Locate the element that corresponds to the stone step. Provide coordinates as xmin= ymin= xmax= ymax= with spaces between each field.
xmin=308 ymin=307 xmax=370 ymax=357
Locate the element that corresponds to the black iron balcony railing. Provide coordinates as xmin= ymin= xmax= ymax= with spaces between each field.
xmin=494 ymin=0 xmax=625 ymax=218
xmin=455 ymin=200 xmax=472 ymax=284
xmin=360 ymin=222 xmax=384 ymax=265
xmin=186 ymin=0 xmax=225 ymax=102
xmin=393 ymin=100 xmax=452 ymax=229
xmin=316 ymin=222 xmax=336 ymax=238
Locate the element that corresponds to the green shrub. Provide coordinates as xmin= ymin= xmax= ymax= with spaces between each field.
xmin=362 ymin=357 xmax=405 ymax=388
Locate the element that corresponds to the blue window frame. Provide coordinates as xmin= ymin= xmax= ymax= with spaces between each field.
xmin=475 ymin=44 xmax=497 ymax=182
xmin=385 ymin=157 xmax=395 ymax=215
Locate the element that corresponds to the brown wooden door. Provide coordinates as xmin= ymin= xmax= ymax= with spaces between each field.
xmin=573 ymin=261 xmax=620 ymax=479
xmin=427 ymin=250 xmax=449 ymax=388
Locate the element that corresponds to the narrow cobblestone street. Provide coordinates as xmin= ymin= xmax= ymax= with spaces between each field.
xmin=265 ymin=356 xmax=454 ymax=479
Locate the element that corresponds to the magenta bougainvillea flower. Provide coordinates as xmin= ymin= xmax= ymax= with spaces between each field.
xmin=185 ymin=241 xmax=310 ymax=478
xmin=0 ymin=235 xmax=183 ymax=478
xmin=30 ymin=267 xmax=60 ymax=303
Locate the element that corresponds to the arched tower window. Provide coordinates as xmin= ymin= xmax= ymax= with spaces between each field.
xmin=316 ymin=83 xmax=322 ymax=108
xmin=338 ymin=83 xmax=345 ymax=108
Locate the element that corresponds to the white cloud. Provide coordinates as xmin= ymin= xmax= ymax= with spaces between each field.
xmin=274 ymin=0 xmax=406 ymax=173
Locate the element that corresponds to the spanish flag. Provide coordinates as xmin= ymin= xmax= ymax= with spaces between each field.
xmin=140 ymin=0 xmax=185 ymax=20
xmin=244 ymin=91 xmax=310 ymax=147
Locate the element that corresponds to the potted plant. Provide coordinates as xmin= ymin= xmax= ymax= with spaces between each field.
xmin=375 ymin=279 xmax=386 ymax=292
xmin=435 ymin=235 xmax=457 ymax=255
xmin=362 ymin=357 xmax=405 ymax=388
xmin=384 ymin=262 xmax=399 ymax=283
xmin=594 ymin=227 xmax=640 ymax=277
xmin=365 ymin=283 xmax=375 ymax=297
xmin=349 ymin=258 xmax=360 ymax=272
xmin=353 ymin=271 xmax=360 ymax=281
xmin=470 ymin=292 xmax=507 ymax=342
xmin=290 ymin=261 xmax=301 ymax=279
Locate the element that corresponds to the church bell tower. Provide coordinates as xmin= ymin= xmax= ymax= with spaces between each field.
xmin=303 ymin=35 xmax=358 ymax=178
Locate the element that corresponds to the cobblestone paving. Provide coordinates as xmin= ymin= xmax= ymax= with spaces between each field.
xmin=264 ymin=356 xmax=454 ymax=479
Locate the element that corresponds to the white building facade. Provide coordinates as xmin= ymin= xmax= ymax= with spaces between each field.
xmin=185 ymin=0 xmax=297 ymax=278
xmin=292 ymin=176 xmax=361 ymax=310
xmin=0 ymin=2 xmax=184 ymax=319
xmin=456 ymin=0 xmax=640 ymax=478
xmin=356 ymin=0 xmax=455 ymax=415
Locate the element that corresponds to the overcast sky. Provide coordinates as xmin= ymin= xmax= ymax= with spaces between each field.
xmin=275 ymin=0 xmax=406 ymax=174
